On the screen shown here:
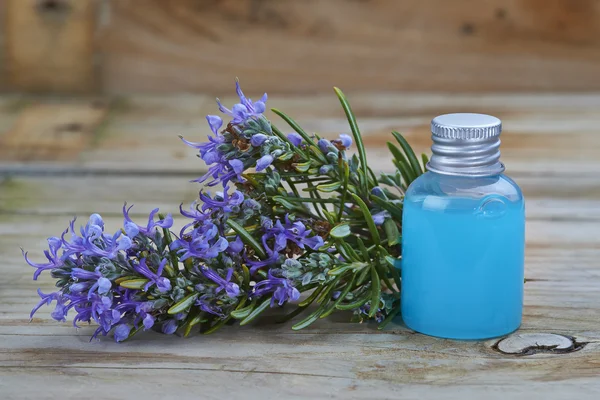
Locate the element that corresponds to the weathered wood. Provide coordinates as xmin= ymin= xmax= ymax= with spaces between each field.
xmin=0 ymin=93 xmax=599 ymax=398
xmin=0 ymin=102 xmax=107 ymax=161
xmin=99 ymin=0 xmax=600 ymax=94
xmin=1 ymin=93 xmax=599 ymax=174
xmin=4 ymin=0 xmax=97 ymax=92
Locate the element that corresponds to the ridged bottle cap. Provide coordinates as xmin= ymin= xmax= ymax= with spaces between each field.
xmin=427 ymin=113 xmax=505 ymax=176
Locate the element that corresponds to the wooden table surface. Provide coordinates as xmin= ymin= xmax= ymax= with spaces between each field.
xmin=0 ymin=93 xmax=599 ymax=399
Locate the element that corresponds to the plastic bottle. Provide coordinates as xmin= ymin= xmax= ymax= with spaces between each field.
xmin=401 ymin=113 xmax=525 ymax=339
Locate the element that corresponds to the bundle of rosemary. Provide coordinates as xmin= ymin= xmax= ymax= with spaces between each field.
xmin=23 ymin=81 xmax=426 ymax=341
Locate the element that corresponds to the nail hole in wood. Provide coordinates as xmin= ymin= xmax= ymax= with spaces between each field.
xmin=492 ymin=333 xmax=587 ymax=356
xmin=37 ymin=0 xmax=70 ymax=14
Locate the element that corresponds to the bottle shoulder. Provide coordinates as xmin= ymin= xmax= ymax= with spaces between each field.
xmin=406 ymin=172 xmax=523 ymax=202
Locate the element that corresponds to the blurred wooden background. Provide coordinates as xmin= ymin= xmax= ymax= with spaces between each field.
xmin=2 ymin=0 xmax=600 ymax=94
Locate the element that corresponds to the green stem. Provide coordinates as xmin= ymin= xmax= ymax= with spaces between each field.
xmin=333 ymin=87 xmax=369 ymax=191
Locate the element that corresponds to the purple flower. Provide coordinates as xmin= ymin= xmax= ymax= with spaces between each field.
xmin=228 ymin=159 xmax=246 ymax=181
xmin=123 ymin=205 xmax=173 ymax=237
xmin=264 ymin=215 xmax=324 ymax=252
xmin=252 ymin=271 xmax=301 ymax=307
xmin=195 ymin=158 xmax=246 ymax=187
xmin=172 ymin=222 xmax=229 ymax=262
xmin=250 ymin=134 xmax=268 ymax=147
xmin=30 ymin=289 xmax=67 ymax=322
xmin=60 ymin=216 xmax=132 ymax=259
xmin=70 ymin=268 xmax=113 ymax=299
xmin=217 ymin=80 xmax=267 ymax=125
xmin=179 ymin=202 xmax=209 ymax=224
xmin=195 ymin=295 xmax=224 ymax=317
xmin=162 ymin=319 xmax=178 ymax=335
xmin=143 ymin=314 xmax=155 ymax=330
xmin=200 ymin=266 xmax=240 ymax=298
xmin=371 ymin=186 xmax=386 ymax=198
xmin=372 ymin=211 xmax=391 ymax=226
xmin=319 ymin=165 xmax=333 ymax=175
xmin=180 ymin=115 xmax=225 ymax=165
xmin=228 ymin=236 xmax=244 ymax=254
xmin=332 ymin=134 xmax=352 ymax=149
xmin=318 ymin=139 xmax=334 ymax=153
xmin=133 ymin=258 xmax=172 ymax=293
xmin=114 ymin=324 xmax=131 ymax=342
xmin=67 ymin=293 xmax=122 ymax=335
xmin=287 ymin=132 xmax=303 ymax=147
xmin=115 ymin=297 xmax=155 ymax=332
xmin=22 ymin=236 xmax=63 ymax=280
xmin=256 ymin=154 xmax=274 ymax=172
xmin=245 ymin=237 xmax=282 ymax=274
xmin=198 ymin=186 xmax=244 ymax=213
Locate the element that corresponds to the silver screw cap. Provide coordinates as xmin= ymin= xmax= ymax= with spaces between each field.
xmin=427 ymin=113 xmax=505 ymax=177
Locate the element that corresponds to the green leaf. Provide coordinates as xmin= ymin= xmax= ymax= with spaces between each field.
xmin=385 ymin=255 xmax=400 ymax=268
xmin=383 ymin=219 xmax=400 ymax=246
xmin=370 ymin=195 xmax=403 ymax=221
xmin=271 ymin=108 xmax=314 ymax=144
xmin=421 ymin=153 xmax=429 ymax=172
xmin=387 ymin=142 xmax=417 ymax=184
xmin=333 ymin=87 xmax=368 ymax=189
xmin=339 ymin=242 xmax=362 ymax=262
xmin=204 ymin=297 xmax=247 ymax=335
xmin=167 ymin=293 xmax=199 ymax=315
xmin=230 ymin=304 xmax=255 ymax=320
xmin=226 ymin=219 xmax=267 ymax=259
xmin=337 ymin=158 xmax=351 ymax=222
xmin=336 ymin=291 xmax=370 ymax=310
xmin=320 ymin=274 xmax=357 ymax=319
xmin=330 ymin=223 xmax=351 ymax=238
xmin=291 ymin=308 xmax=323 ymax=331
xmin=276 ymin=196 xmax=340 ymax=204
xmin=367 ymin=166 xmax=379 ymax=187
xmin=159 ymin=214 xmax=178 ymax=278
xmin=357 ymin=237 xmax=370 ymax=262
xmin=377 ymin=303 xmax=401 ymax=330
xmin=273 ymin=196 xmax=296 ymax=210
xmin=350 ymin=193 xmax=381 ymax=245
xmin=369 ymin=267 xmax=381 ymax=318
xmin=119 ymin=278 xmax=149 ymax=290
xmin=323 ymin=210 xmax=336 ymax=225
xmin=271 ymin=124 xmax=308 ymax=159
xmin=182 ymin=309 xmax=205 ymax=337
xmin=392 ymin=131 xmax=423 ymax=176
xmin=240 ymin=298 xmax=271 ymax=326
xmin=298 ymin=285 xmax=325 ymax=307
xmin=271 ymin=108 xmax=328 ymax=164
xmin=242 ymin=264 xmax=250 ymax=288
xmin=293 ymin=161 xmax=312 ymax=172
xmin=317 ymin=182 xmax=341 ymax=193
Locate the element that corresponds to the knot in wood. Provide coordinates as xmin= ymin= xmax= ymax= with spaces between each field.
xmin=493 ymin=333 xmax=586 ymax=356
xmin=37 ymin=0 xmax=71 ymax=14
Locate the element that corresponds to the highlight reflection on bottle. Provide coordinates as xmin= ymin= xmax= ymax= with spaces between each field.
xmin=401 ymin=113 xmax=525 ymax=340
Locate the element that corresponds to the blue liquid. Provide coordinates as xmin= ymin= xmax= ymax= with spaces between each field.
xmin=401 ymin=173 xmax=525 ymax=339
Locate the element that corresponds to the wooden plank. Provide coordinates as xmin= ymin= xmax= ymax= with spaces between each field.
xmin=4 ymin=0 xmax=97 ymax=93
xmin=0 ymin=93 xmax=598 ymax=174
xmin=1 ymin=368 xmax=597 ymax=400
xmin=1 ymin=175 xmax=599 ymax=220
xmin=99 ymin=0 xmax=600 ymax=94
xmin=0 ymin=101 xmax=108 ymax=161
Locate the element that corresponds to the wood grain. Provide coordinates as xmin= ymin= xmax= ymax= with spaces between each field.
xmin=98 ymin=0 xmax=600 ymax=94
xmin=0 ymin=93 xmax=599 ymax=398
xmin=4 ymin=0 xmax=97 ymax=92
xmin=0 ymin=101 xmax=107 ymax=161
